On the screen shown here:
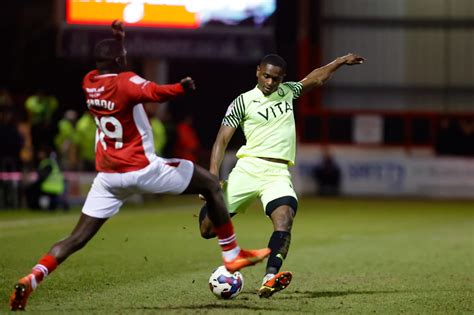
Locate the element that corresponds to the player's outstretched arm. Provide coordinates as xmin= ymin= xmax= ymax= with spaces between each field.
xmin=300 ymin=53 xmax=365 ymax=95
xmin=129 ymin=75 xmax=195 ymax=104
xmin=210 ymin=125 xmax=236 ymax=178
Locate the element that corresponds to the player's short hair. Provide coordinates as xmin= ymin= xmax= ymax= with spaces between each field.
xmin=94 ymin=38 xmax=123 ymax=62
xmin=259 ymin=54 xmax=287 ymax=73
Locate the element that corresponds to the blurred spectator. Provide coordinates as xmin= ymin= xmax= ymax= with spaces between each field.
xmin=25 ymin=147 xmax=68 ymax=211
xmin=458 ymin=118 xmax=474 ymax=156
xmin=173 ymin=115 xmax=200 ymax=162
xmin=0 ymin=106 xmax=23 ymax=171
xmin=313 ymin=150 xmax=341 ymax=196
xmin=25 ymin=89 xmax=58 ymax=126
xmin=161 ymin=105 xmax=177 ymax=158
xmin=435 ymin=117 xmax=474 ymax=157
xmin=0 ymin=102 xmax=24 ymax=208
xmin=55 ymin=110 xmax=78 ymax=170
xmin=75 ymin=111 xmax=96 ymax=171
xmin=145 ymin=103 xmax=167 ymax=156
xmin=0 ymin=87 xmax=14 ymax=108
xmin=17 ymin=122 xmax=34 ymax=169
xmin=1 ymin=87 xmax=33 ymax=169
xmin=435 ymin=118 xmax=455 ymax=155
xmin=0 ymin=88 xmax=32 ymax=171
xmin=25 ymin=89 xmax=59 ymax=153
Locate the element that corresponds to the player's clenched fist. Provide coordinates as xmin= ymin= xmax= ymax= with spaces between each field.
xmin=112 ymin=19 xmax=125 ymax=41
xmin=340 ymin=53 xmax=365 ymax=65
xmin=180 ymin=77 xmax=196 ymax=92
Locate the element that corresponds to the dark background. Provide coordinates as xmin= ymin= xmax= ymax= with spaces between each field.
xmin=1 ymin=1 xmax=472 ymax=156
xmin=0 ymin=0 xmax=300 ymax=150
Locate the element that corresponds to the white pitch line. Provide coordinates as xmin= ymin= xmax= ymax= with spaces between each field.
xmin=0 ymin=215 xmax=78 ymax=229
xmin=0 ymin=204 xmax=198 ymax=230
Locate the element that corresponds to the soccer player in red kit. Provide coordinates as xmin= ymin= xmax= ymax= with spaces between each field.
xmin=9 ymin=21 xmax=270 ymax=311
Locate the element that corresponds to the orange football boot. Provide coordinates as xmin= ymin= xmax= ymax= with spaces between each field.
xmin=10 ymin=275 xmax=34 ymax=311
xmin=223 ymin=248 xmax=271 ymax=273
xmin=257 ymin=271 xmax=293 ymax=298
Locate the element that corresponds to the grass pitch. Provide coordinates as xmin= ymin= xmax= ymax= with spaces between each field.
xmin=1 ymin=196 xmax=473 ymax=314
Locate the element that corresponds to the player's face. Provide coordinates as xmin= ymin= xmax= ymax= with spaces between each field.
xmin=256 ymin=64 xmax=285 ymax=96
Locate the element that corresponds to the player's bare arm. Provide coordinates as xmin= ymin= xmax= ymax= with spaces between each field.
xmin=210 ymin=125 xmax=236 ymax=178
xmin=198 ymin=125 xmax=235 ymax=201
xmin=299 ymin=53 xmax=365 ymax=95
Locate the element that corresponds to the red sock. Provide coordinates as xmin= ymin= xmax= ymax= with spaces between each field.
xmin=214 ymin=221 xmax=238 ymax=251
xmin=30 ymin=254 xmax=58 ymax=285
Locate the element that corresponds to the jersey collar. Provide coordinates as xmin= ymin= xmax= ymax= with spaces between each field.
xmin=253 ymin=84 xmax=281 ymax=98
xmin=95 ymin=73 xmax=118 ymax=78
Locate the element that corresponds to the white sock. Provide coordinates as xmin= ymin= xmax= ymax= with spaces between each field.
xmin=29 ymin=274 xmax=37 ymax=290
xmin=222 ymin=246 xmax=241 ymax=261
xmin=262 ymin=273 xmax=275 ymax=285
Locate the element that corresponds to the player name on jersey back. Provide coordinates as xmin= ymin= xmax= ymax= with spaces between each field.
xmin=86 ymin=98 xmax=115 ymax=111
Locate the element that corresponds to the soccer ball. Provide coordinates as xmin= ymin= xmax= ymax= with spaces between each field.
xmin=208 ymin=266 xmax=244 ymax=299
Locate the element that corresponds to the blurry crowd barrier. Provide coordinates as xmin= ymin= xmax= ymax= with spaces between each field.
xmin=220 ymin=146 xmax=474 ymax=199
xmin=292 ymin=110 xmax=474 ymax=198
xmin=298 ymin=110 xmax=474 ymax=156
xmin=294 ymin=146 xmax=474 ymax=199
xmin=2 ymin=146 xmax=473 ymax=209
xmin=0 ymin=171 xmax=95 ymax=209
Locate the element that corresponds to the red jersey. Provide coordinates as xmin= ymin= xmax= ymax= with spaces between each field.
xmin=82 ymin=70 xmax=184 ymax=173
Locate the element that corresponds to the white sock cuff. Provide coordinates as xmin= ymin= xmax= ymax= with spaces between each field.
xmin=33 ymin=264 xmax=49 ymax=277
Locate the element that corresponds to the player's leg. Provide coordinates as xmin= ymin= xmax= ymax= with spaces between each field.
xmin=183 ymin=164 xmax=230 ymax=228
xmin=198 ymin=203 xmax=219 ymax=239
xmin=9 ymin=214 xmax=108 ymax=311
xmin=198 ymin=203 xmax=237 ymax=239
xmin=198 ymin=160 xmax=257 ymax=240
xmin=182 ymin=163 xmax=270 ymax=272
xmin=48 ymin=213 xmax=108 ymax=263
xmin=257 ymin=159 xmax=298 ymax=298
xmin=10 ymin=173 xmax=123 ymax=311
xmin=258 ymin=198 xmax=297 ymax=298
xmin=266 ymin=200 xmax=297 ymax=275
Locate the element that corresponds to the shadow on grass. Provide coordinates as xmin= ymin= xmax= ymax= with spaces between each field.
xmin=52 ymin=290 xmax=406 ymax=312
xmin=278 ymin=289 xmax=404 ymax=299
xmin=130 ymin=290 xmax=405 ymax=311
xmin=125 ymin=303 xmax=284 ymax=312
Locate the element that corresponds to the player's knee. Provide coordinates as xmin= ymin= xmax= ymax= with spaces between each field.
xmin=209 ymin=176 xmax=222 ymax=193
xmin=200 ymin=225 xmax=217 ymax=239
xmin=273 ymin=215 xmax=293 ymax=231
xmin=199 ymin=205 xmax=217 ymax=239
xmin=201 ymin=176 xmax=221 ymax=199
xmin=270 ymin=207 xmax=295 ymax=231
xmin=282 ymin=215 xmax=294 ymax=230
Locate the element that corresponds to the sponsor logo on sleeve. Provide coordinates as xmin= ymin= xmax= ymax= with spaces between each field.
xmin=129 ymin=75 xmax=147 ymax=85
